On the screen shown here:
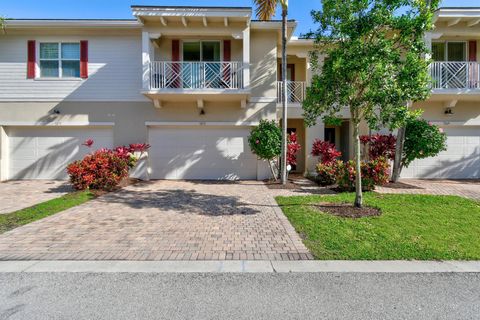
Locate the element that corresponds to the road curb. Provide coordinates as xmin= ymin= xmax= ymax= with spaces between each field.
xmin=1 ymin=260 xmax=480 ymax=273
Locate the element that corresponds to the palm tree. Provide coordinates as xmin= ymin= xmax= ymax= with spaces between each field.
xmin=254 ymin=0 xmax=289 ymax=185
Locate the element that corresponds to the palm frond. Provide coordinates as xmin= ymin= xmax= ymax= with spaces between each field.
xmin=253 ymin=0 xmax=278 ymax=21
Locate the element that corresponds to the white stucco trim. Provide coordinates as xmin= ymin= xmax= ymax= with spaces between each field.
xmin=249 ymin=97 xmax=277 ymax=103
xmin=145 ymin=121 xmax=259 ymax=127
xmin=430 ymin=120 xmax=480 ymax=126
xmin=0 ymin=121 xmax=115 ymax=127
xmin=0 ymin=98 xmax=148 ymax=102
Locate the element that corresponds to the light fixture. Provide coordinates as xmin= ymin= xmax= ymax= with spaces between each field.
xmin=53 ymin=109 xmax=60 ymax=114
xmin=200 ymin=109 xmax=205 ymax=115
xmin=444 ymin=107 xmax=454 ymax=116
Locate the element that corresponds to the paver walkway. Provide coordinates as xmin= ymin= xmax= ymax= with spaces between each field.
xmin=0 ymin=180 xmax=72 ymax=214
xmin=0 ymin=181 xmax=312 ymax=261
xmin=376 ymin=179 xmax=480 ymax=201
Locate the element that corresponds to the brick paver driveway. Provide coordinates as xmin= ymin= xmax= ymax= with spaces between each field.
xmin=0 ymin=180 xmax=72 ymax=214
xmin=0 ymin=181 xmax=312 ymax=261
xmin=376 ymin=179 xmax=480 ymax=201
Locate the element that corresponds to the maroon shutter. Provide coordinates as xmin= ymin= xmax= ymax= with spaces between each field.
xmin=172 ymin=40 xmax=180 ymax=61
xmin=80 ymin=40 xmax=88 ymax=79
xmin=222 ymin=40 xmax=232 ymax=87
xmin=223 ymin=40 xmax=231 ymax=61
xmin=172 ymin=40 xmax=180 ymax=88
xmin=469 ymin=40 xmax=477 ymax=61
xmin=27 ymin=40 xmax=36 ymax=79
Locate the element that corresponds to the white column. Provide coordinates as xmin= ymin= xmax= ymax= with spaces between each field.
xmin=242 ymin=25 xmax=250 ymax=89
xmin=142 ymin=31 xmax=151 ymax=91
xmin=306 ymin=55 xmax=312 ymax=86
xmin=0 ymin=126 xmax=8 ymax=181
xmin=305 ymin=118 xmax=325 ymax=174
xmin=424 ymin=32 xmax=432 ymax=60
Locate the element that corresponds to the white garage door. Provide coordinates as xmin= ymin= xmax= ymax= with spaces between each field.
xmin=148 ymin=126 xmax=258 ymax=180
xmin=401 ymin=126 xmax=480 ymax=179
xmin=7 ymin=126 xmax=113 ymax=180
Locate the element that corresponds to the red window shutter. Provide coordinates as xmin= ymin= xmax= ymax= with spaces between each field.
xmin=223 ymin=40 xmax=231 ymax=61
xmin=27 ymin=40 xmax=36 ymax=79
xmin=172 ymin=40 xmax=180 ymax=61
xmin=469 ymin=40 xmax=477 ymax=62
xmin=80 ymin=40 xmax=88 ymax=79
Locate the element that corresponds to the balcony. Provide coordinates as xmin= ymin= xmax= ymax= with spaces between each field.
xmin=149 ymin=61 xmax=245 ymax=91
xmin=277 ymin=81 xmax=307 ymax=104
xmin=431 ymin=62 xmax=480 ymax=91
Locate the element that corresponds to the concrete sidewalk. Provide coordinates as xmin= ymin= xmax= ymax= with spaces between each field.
xmin=1 ymin=260 xmax=480 ymax=273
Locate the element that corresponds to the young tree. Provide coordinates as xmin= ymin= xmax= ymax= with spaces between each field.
xmin=303 ymin=0 xmax=438 ymax=207
xmin=253 ymin=0 xmax=289 ymax=185
xmin=248 ymin=120 xmax=282 ymax=180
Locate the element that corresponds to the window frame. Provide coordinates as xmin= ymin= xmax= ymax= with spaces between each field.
xmin=181 ymin=40 xmax=223 ymax=62
xmin=432 ymin=41 xmax=468 ymax=62
xmin=38 ymin=42 xmax=81 ymax=79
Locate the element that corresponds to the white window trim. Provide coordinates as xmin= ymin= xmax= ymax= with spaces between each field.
xmin=181 ymin=40 xmax=223 ymax=62
xmin=432 ymin=40 xmax=468 ymax=62
xmin=36 ymin=41 xmax=81 ymax=79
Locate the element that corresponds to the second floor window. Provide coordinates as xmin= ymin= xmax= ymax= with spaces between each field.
xmin=40 ymin=43 xmax=80 ymax=78
xmin=182 ymin=41 xmax=220 ymax=62
xmin=432 ymin=41 xmax=466 ymax=62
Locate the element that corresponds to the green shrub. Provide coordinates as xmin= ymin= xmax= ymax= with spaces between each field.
xmin=336 ymin=157 xmax=390 ymax=191
xmin=315 ymin=162 xmax=337 ymax=186
xmin=403 ymin=118 xmax=447 ymax=167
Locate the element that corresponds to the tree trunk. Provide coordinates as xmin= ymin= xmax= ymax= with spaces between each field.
xmin=280 ymin=7 xmax=288 ymax=185
xmin=391 ymin=126 xmax=405 ymax=182
xmin=353 ymin=117 xmax=363 ymax=208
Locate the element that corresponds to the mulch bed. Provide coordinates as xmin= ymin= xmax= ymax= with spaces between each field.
xmin=380 ymin=182 xmax=423 ymax=190
xmin=89 ymin=178 xmax=141 ymax=197
xmin=312 ymin=202 xmax=382 ymax=218
xmin=264 ymin=180 xmax=302 ymax=190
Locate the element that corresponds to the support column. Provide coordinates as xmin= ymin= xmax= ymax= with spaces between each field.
xmin=142 ymin=31 xmax=151 ymax=91
xmin=305 ymin=118 xmax=325 ymax=174
xmin=242 ymin=24 xmax=250 ymax=89
xmin=0 ymin=126 xmax=8 ymax=181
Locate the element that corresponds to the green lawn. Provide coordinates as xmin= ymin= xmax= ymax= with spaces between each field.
xmin=276 ymin=193 xmax=480 ymax=260
xmin=0 ymin=191 xmax=94 ymax=234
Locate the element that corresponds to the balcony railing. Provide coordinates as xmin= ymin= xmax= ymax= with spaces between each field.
xmin=277 ymin=81 xmax=307 ymax=103
xmin=149 ymin=61 xmax=245 ymax=90
xmin=431 ymin=61 xmax=480 ymax=90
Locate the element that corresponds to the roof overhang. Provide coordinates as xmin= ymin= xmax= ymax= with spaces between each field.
xmin=434 ymin=8 xmax=480 ymax=27
xmin=4 ymin=19 xmax=141 ymax=29
xmin=132 ymin=6 xmax=252 ymax=25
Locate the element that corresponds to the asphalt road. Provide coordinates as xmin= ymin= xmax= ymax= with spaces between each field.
xmin=1 ymin=272 xmax=479 ymax=320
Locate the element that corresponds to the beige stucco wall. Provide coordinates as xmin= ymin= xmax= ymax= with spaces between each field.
xmin=250 ymin=30 xmax=278 ymax=99
xmin=0 ymin=101 xmax=276 ymax=145
xmin=413 ymin=100 xmax=480 ymax=124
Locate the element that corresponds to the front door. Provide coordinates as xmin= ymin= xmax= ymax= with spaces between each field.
xmin=324 ymin=128 xmax=336 ymax=145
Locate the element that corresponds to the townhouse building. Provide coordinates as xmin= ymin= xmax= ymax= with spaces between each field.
xmin=0 ymin=6 xmax=478 ymax=180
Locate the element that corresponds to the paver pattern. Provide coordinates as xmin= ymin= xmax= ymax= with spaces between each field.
xmin=0 ymin=181 xmax=312 ymax=261
xmin=376 ymin=179 xmax=480 ymax=201
xmin=0 ymin=180 xmax=72 ymax=214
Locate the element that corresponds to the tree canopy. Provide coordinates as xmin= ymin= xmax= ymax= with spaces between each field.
xmin=303 ymin=0 xmax=439 ymax=207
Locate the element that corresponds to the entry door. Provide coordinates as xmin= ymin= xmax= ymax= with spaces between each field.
xmin=324 ymin=128 xmax=336 ymax=145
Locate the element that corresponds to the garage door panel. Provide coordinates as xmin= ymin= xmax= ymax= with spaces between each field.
xmin=148 ymin=127 xmax=257 ymax=180
xmin=7 ymin=127 xmax=113 ymax=180
xmin=402 ymin=126 xmax=480 ymax=179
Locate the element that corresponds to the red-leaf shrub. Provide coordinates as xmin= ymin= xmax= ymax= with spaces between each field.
xmin=315 ymin=162 xmax=337 ymax=186
xmin=287 ymin=132 xmax=302 ymax=166
xmin=67 ymin=149 xmax=130 ymax=191
xmin=311 ymin=139 xmax=342 ymax=164
xmin=335 ymin=157 xmax=390 ymax=191
xmin=360 ymin=134 xmax=396 ymax=160
xmin=67 ymin=140 xmax=150 ymax=191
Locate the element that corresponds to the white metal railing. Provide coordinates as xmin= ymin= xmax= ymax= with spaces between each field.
xmin=430 ymin=61 xmax=480 ymax=90
xmin=277 ymin=81 xmax=307 ymax=103
xmin=149 ymin=61 xmax=245 ymax=90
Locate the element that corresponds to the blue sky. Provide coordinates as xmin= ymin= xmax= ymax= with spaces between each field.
xmin=1 ymin=0 xmax=478 ymax=35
